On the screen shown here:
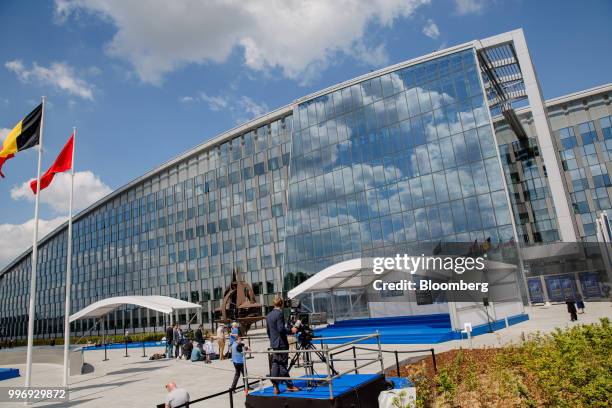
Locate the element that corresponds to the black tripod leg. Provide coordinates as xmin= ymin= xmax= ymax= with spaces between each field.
xmin=287 ymin=349 xmax=301 ymax=372
xmin=305 ymin=342 xmax=339 ymax=376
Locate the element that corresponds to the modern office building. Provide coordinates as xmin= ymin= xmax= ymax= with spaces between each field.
xmin=0 ymin=29 xmax=610 ymax=339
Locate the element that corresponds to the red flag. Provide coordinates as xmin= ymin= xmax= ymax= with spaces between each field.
xmin=30 ymin=134 xmax=74 ymax=194
xmin=0 ymin=154 xmax=15 ymax=178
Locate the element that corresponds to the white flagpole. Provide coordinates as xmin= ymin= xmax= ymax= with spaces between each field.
xmin=25 ymin=96 xmax=46 ymax=388
xmin=62 ymin=127 xmax=76 ymax=387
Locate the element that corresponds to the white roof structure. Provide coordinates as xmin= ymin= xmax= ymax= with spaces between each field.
xmin=288 ymin=258 xmax=377 ymax=299
xmin=287 ymin=258 xmax=519 ymax=299
xmin=69 ymin=295 xmax=201 ymax=323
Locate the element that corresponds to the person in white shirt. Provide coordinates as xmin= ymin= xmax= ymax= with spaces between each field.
xmin=204 ymin=338 xmax=214 ymax=363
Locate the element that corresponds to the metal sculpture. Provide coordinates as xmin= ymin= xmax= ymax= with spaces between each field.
xmin=214 ymin=269 xmax=265 ymax=334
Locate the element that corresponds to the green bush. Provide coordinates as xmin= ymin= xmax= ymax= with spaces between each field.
xmin=498 ymin=318 xmax=612 ymax=407
xmin=404 ymin=319 xmax=612 ymax=407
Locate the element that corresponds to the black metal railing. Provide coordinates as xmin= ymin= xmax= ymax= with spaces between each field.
xmin=155 ymin=345 xmax=436 ymax=407
xmin=329 ymin=345 xmax=437 ymax=376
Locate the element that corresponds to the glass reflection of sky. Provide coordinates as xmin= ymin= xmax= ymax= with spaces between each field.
xmin=284 ymin=49 xmax=515 ymax=284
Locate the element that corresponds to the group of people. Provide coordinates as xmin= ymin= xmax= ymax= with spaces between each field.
xmin=162 ymin=321 xmax=243 ymax=364
xmin=163 ymin=321 xmax=250 ymax=407
xmin=164 ymin=296 xmax=295 ymax=407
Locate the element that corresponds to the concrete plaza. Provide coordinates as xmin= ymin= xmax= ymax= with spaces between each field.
xmin=1 ymin=302 xmax=611 ymax=408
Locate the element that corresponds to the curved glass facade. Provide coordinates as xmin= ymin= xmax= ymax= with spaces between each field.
xmin=284 ymin=50 xmax=515 ymax=288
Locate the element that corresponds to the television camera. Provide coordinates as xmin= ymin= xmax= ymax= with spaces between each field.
xmin=284 ymin=298 xmax=337 ymax=381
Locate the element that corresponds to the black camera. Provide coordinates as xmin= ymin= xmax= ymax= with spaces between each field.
xmin=286 ymin=299 xmax=316 ymax=347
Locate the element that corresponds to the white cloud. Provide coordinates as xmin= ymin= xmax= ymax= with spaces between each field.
xmin=5 ymin=60 xmax=94 ymax=100
xmin=181 ymin=91 xmax=268 ymax=123
xmin=422 ymin=19 xmax=440 ymax=39
xmin=179 ymin=92 xmax=229 ymax=111
xmin=0 ymin=216 xmax=66 ymax=270
xmin=179 ymin=96 xmax=195 ymax=103
xmin=454 ymin=0 xmax=487 ymax=15
xmin=0 ymin=128 xmax=10 ymax=141
xmin=10 ymin=170 xmax=112 ymax=213
xmin=55 ymin=0 xmax=430 ymax=84
xmin=237 ymin=96 xmax=268 ymax=120
xmin=198 ymin=93 xmax=229 ymax=112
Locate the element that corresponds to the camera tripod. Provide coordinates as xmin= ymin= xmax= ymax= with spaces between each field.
xmin=287 ymin=337 xmax=338 ymax=388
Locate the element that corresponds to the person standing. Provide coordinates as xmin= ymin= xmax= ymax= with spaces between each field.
xmin=174 ymin=324 xmax=183 ymax=359
xmin=216 ymin=323 xmax=227 ymax=360
xmin=230 ymin=335 xmax=249 ymax=392
xmin=165 ymin=325 xmax=174 ymax=358
xmin=566 ymin=297 xmax=578 ymax=321
xmin=266 ymin=296 xmax=300 ymax=395
xmin=182 ymin=339 xmax=193 ymax=360
xmin=204 ymin=337 xmax=214 ymax=363
xmin=576 ymin=293 xmax=586 ymax=314
xmin=229 ymin=322 xmax=239 ymax=358
xmin=195 ymin=325 xmax=204 ymax=353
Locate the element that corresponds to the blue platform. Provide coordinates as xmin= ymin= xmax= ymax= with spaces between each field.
xmin=0 ymin=368 xmax=20 ymax=381
xmin=314 ymin=313 xmax=530 ymax=344
xmin=249 ymin=374 xmax=410 ymax=399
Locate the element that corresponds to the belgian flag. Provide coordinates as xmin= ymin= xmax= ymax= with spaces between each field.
xmin=0 ymin=103 xmax=43 ymax=178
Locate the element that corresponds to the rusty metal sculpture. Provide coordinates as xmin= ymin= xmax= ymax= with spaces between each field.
xmin=214 ymin=269 xmax=265 ymax=335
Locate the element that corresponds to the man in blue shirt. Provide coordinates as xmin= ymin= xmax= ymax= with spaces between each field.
xmin=230 ymin=322 xmax=239 ymax=346
xmin=191 ymin=345 xmax=203 ymax=362
xmin=230 ymin=335 xmax=248 ymax=392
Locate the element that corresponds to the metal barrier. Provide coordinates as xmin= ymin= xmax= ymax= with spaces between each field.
xmin=330 ymin=345 xmax=437 ymax=376
xmin=154 ymin=333 xmax=437 ymax=407
xmin=242 ymin=332 xmax=384 ymax=401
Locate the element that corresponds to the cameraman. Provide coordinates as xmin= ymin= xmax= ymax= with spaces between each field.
xmin=266 ymin=296 xmax=300 ymax=394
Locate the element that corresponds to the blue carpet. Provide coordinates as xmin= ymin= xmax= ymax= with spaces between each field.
xmin=314 ymin=313 xmax=529 ymax=344
xmin=0 ymin=368 xmax=20 ymax=381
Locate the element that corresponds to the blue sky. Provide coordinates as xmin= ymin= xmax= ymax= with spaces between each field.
xmin=0 ymin=0 xmax=611 ymax=267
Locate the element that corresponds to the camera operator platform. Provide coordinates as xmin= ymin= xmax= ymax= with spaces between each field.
xmin=244 ymin=296 xmax=390 ymax=408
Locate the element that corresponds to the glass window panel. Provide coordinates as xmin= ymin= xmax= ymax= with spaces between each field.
xmin=451 ymin=200 xmax=467 ymax=233
xmin=458 ymin=164 xmax=476 ymax=197
xmin=433 ymin=172 xmax=449 ymax=202
xmin=445 ymin=169 xmax=462 ymax=200
xmin=439 ymin=137 xmax=456 ymax=169
xmin=415 ymin=208 xmax=429 ymax=240
xmin=464 ymin=197 xmax=481 ymax=231
xmin=452 ymin=133 xmax=468 ymax=165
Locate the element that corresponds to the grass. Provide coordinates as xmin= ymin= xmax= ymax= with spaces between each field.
xmin=392 ymin=318 xmax=612 ymax=408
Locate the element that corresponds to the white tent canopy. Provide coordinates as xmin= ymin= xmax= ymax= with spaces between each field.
xmin=69 ymin=295 xmax=201 ymax=323
xmin=288 ymin=258 xmax=376 ymax=299
xmin=287 ymin=257 xmax=519 ymax=299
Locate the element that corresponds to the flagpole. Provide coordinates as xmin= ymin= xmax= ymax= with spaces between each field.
xmin=25 ymin=96 xmax=46 ymax=388
xmin=62 ymin=127 xmax=76 ymax=387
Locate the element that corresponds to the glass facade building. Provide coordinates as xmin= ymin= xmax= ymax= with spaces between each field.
xmin=0 ymin=29 xmax=610 ymax=339
xmin=502 ymin=86 xmax=612 ymax=303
